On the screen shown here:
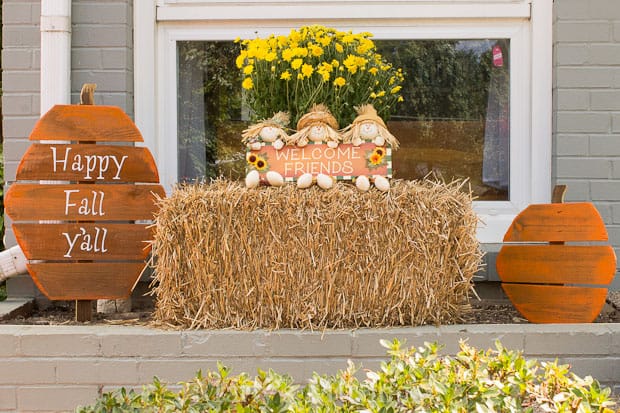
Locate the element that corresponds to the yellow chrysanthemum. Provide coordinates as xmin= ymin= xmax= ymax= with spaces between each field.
xmin=242 ymin=77 xmax=254 ymax=90
xmin=243 ymin=65 xmax=254 ymax=75
xmin=369 ymin=67 xmax=378 ymax=75
xmin=235 ymin=52 xmax=247 ymax=69
xmin=377 ymin=90 xmax=386 ymax=97
xmin=265 ymin=52 xmax=277 ymax=62
xmin=398 ymin=96 xmax=404 ymax=102
xmin=291 ymin=59 xmax=303 ymax=70
xmin=390 ymin=86 xmax=402 ymax=94
xmin=310 ymin=45 xmax=324 ymax=57
xmin=343 ymin=54 xmax=358 ymax=74
xmin=334 ymin=77 xmax=346 ymax=87
xmin=335 ymin=43 xmax=344 ymax=53
xmin=282 ymin=48 xmax=294 ymax=62
xmin=280 ymin=71 xmax=292 ymax=80
xmin=301 ymin=63 xmax=314 ymax=78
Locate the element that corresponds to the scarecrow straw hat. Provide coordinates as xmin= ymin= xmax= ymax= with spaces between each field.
xmin=350 ymin=104 xmax=387 ymax=128
xmin=296 ymin=104 xmax=339 ymax=130
xmin=242 ymin=111 xmax=290 ymax=142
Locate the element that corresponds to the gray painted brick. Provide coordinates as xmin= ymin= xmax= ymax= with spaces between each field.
xmin=559 ymin=357 xmax=617 ymax=382
xmin=556 ymin=112 xmax=610 ymax=133
xmin=0 ymin=334 xmax=19 ymax=357
xmin=4 ymin=161 xmax=19 ymax=182
xmin=556 ymin=158 xmax=610 ymax=179
xmin=590 ymin=45 xmax=620 ymax=65
xmin=555 ymin=0 xmax=589 ymax=19
xmin=556 ymin=44 xmax=588 ymax=66
xmin=20 ymin=331 xmax=101 ymax=357
xmin=72 ymin=70 xmax=132 ymax=93
xmin=101 ymin=332 xmax=182 ymax=357
xmin=73 ymin=3 xmax=130 ymax=25
xmin=556 ymin=134 xmax=589 ymax=155
xmin=591 ymin=181 xmax=620 ymax=200
xmin=72 ymin=48 xmax=103 ymax=70
xmin=591 ymin=91 xmax=620 ymax=111
xmin=2 ymin=72 xmax=40 ymax=93
xmin=3 ymin=3 xmax=35 ymax=24
xmin=1 ymin=95 xmax=32 ymax=116
xmin=0 ymin=387 xmax=17 ymax=411
xmin=102 ymin=48 xmax=130 ymax=70
xmin=1 ymin=117 xmax=38 ymax=139
xmin=1 ymin=49 xmax=33 ymax=70
xmin=615 ymin=22 xmax=620 ymax=42
xmin=614 ymin=160 xmax=620 ymax=178
xmin=590 ymin=0 xmax=620 ymax=19
xmin=264 ymin=330 xmax=352 ymax=357
xmin=72 ymin=25 xmax=131 ymax=48
xmin=613 ymin=114 xmax=620 ymax=133
xmin=612 ymin=205 xmax=620 ymax=224
xmin=608 ymin=226 xmax=620 ymax=245
xmin=556 ymin=22 xmax=611 ymax=42
xmin=556 ymin=67 xmax=616 ymax=88
xmin=2 ymin=139 xmax=31 ymax=163
xmin=593 ymin=202 xmax=613 ymax=223
xmin=590 ymin=135 xmax=620 ymax=156
xmin=182 ymin=330 xmax=267 ymax=357
xmin=56 ymin=359 xmax=139 ymax=385
xmin=17 ymin=386 xmax=100 ymax=412
xmin=556 ymin=90 xmax=589 ymax=111
xmin=555 ymin=179 xmax=590 ymax=200
xmin=138 ymin=359 xmax=221 ymax=383
xmin=0 ymin=361 xmax=56 ymax=385
xmin=2 ymin=26 xmax=41 ymax=48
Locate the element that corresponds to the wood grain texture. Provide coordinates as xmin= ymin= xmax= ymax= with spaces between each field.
xmin=503 ymin=203 xmax=608 ymax=242
xmin=27 ymin=262 xmax=146 ymax=300
xmin=13 ymin=223 xmax=153 ymax=261
xmin=16 ymin=144 xmax=159 ymax=182
xmin=29 ymin=105 xmax=143 ymax=142
xmin=5 ymin=183 xmax=165 ymax=221
xmin=496 ymin=245 xmax=616 ymax=285
xmin=501 ymin=284 xmax=607 ymax=323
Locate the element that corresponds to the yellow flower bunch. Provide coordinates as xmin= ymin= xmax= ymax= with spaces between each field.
xmin=237 ymin=25 xmax=405 ymax=126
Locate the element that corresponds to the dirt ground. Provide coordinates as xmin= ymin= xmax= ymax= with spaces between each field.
xmin=2 ymin=290 xmax=619 ymax=326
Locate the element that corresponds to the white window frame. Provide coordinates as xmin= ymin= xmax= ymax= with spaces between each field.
xmin=134 ymin=0 xmax=552 ymax=243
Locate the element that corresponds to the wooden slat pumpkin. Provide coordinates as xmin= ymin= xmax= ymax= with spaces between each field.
xmin=496 ymin=202 xmax=617 ymax=323
xmin=5 ymin=104 xmax=165 ymax=301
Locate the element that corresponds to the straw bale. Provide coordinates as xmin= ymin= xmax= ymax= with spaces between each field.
xmin=150 ymin=179 xmax=482 ymax=330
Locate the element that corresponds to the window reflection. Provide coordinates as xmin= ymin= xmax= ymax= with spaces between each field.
xmin=177 ymin=39 xmax=509 ymax=200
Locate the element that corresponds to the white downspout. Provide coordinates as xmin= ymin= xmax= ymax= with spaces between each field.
xmin=0 ymin=0 xmax=72 ymax=282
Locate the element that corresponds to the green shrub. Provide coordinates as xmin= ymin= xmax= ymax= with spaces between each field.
xmin=77 ymin=340 xmax=616 ymax=413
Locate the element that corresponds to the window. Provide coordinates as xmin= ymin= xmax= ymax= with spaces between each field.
xmin=135 ymin=0 xmax=552 ymax=242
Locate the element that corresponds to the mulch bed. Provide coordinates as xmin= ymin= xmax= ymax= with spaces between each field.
xmin=2 ymin=292 xmax=619 ymax=326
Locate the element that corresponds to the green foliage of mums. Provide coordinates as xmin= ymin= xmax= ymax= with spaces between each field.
xmin=76 ymin=340 xmax=616 ymax=413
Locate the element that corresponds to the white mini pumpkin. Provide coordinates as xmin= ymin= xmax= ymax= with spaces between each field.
xmin=373 ymin=175 xmax=390 ymax=192
xmin=245 ymin=170 xmax=260 ymax=189
xmin=266 ymin=171 xmax=285 ymax=187
xmin=355 ymin=175 xmax=370 ymax=192
xmin=296 ymin=173 xmax=314 ymax=189
xmin=316 ymin=173 xmax=334 ymax=190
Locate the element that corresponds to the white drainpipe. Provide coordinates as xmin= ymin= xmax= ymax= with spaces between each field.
xmin=0 ymin=0 xmax=72 ymax=282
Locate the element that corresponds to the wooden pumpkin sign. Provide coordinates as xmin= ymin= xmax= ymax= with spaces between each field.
xmin=5 ymin=105 xmax=165 ymax=301
xmin=496 ymin=202 xmax=617 ymax=323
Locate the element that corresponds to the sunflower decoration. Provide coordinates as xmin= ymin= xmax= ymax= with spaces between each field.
xmin=246 ymin=152 xmax=270 ymax=173
xmin=341 ymin=104 xmax=399 ymax=149
xmin=241 ymin=111 xmax=291 ymax=151
xmin=287 ymin=104 xmax=342 ymax=148
xmin=366 ymin=146 xmax=387 ymax=168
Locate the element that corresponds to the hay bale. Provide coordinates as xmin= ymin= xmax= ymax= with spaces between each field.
xmin=150 ymin=179 xmax=482 ymax=330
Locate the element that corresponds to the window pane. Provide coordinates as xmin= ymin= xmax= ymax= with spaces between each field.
xmin=377 ymin=39 xmax=510 ymax=201
xmin=177 ymin=41 xmax=247 ymax=182
xmin=176 ymin=39 xmax=510 ymax=200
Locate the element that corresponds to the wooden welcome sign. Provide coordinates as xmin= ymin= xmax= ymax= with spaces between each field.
xmin=248 ymin=142 xmax=392 ymax=181
xmin=5 ymin=105 xmax=165 ymax=302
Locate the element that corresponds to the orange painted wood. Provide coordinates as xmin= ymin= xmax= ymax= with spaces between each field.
xmin=27 ymin=262 xmax=146 ymax=300
xmin=503 ymin=203 xmax=608 ymax=242
xmin=496 ymin=245 xmax=616 ymax=285
xmin=501 ymin=284 xmax=607 ymax=323
xmin=29 ymin=105 xmax=143 ymax=142
xmin=13 ymin=223 xmax=153 ymax=261
xmin=5 ymin=183 xmax=165 ymax=221
xmin=16 ymin=144 xmax=159 ymax=182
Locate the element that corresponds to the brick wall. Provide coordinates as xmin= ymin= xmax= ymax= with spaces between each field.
xmin=0 ymin=325 xmax=618 ymax=411
xmin=554 ymin=0 xmax=620 ymax=284
xmin=1 ymin=0 xmax=134 ymax=297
